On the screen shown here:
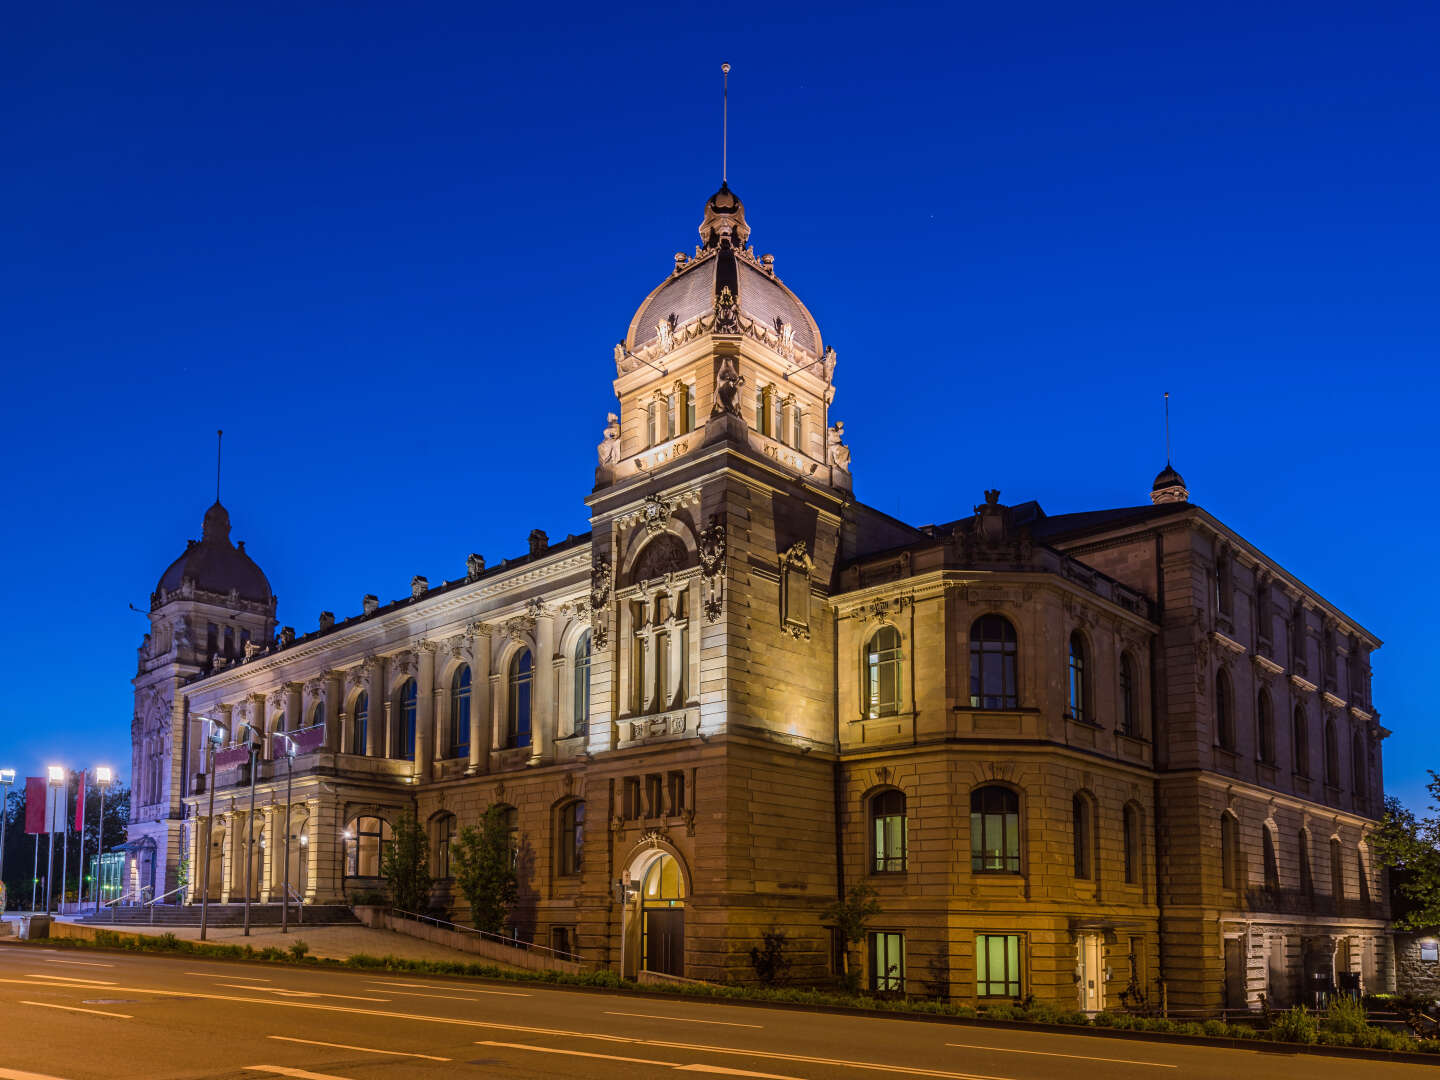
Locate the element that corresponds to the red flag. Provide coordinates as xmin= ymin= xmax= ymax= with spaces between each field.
xmin=24 ymin=777 xmax=46 ymax=834
xmin=74 ymin=770 xmax=86 ymax=832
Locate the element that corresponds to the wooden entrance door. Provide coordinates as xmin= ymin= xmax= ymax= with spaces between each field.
xmin=644 ymin=908 xmax=684 ymax=977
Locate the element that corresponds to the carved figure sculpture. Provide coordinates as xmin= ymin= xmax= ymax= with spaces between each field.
xmin=711 ymin=354 xmax=745 ymax=417
xmin=827 ymin=421 xmax=851 ymax=471
xmin=597 ymin=412 xmax=621 ymax=467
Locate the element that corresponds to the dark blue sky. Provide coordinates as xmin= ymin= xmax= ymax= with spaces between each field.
xmin=3 ymin=2 xmax=1435 ymax=809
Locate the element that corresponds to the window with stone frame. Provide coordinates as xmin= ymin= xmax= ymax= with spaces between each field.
xmin=572 ymin=631 xmax=592 ymax=738
xmin=970 ymin=786 xmax=1021 ymax=874
xmin=1351 ymin=731 xmax=1367 ymax=800
xmin=1299 ymin=831 xmax=1315 ymax=896
xmin=557 ymin=800 xmax=584 ymax=877
xmin=869 ymin=932 xmax=905 ymax=992
xmin=1123 ymin=804 xmax=1141 ymax=884
xmin=449 ymin=665 xmax=471 ymax=758
xmin=344 ymin=815 xmax=391 ymax=878
xmin=1262 ymin=827 xmax=1280 ymax=890
xmin=1067 ymin=632 xmax=1089 ymax=723
xmin=863 ymin=626 xmax=903 ymax=719
xmin=870 ymin=789 xmax=907 ymax=873
xmin=645 ymin=774 xmax=664 ymax=818
xmin=507 ymin=650 xmax=533 ymax=749
xmin=433 ymin=812 xmax=457 ymax=879
xmin=1220 ymin=813 xmax=1241 ymax=890
xmin=970 ymin=615 xmax=1018 ymax=710
xmin=666 ymin=770 xmax=686 ymax=816
xmin=396 ymin=678 xmax=417 ymax=760
xmin=1324 ymin=717 xmax=1339 ymax=786
xmin=1257 ymin=688 xmax=1275 ymax=764
xmin=1330 ymin=837 xmax=1345 ymax=899
xmin=1215 ymin=669 xmax=1235 ymax=751
xmin=1118 ymin=651 xmax=1138 ymax=735
xmin=976 ymin=934 xmax=1022 ymax=997
xmin=622 ymin=776 xmax=642 ymax=820
xmin=1292 ymin=705 xmax=1310 ymax=776
xmin=1072 ymin=794 xmax=1093 ymax=880
xmin=351 ymin=691 xmax=369 ymax=755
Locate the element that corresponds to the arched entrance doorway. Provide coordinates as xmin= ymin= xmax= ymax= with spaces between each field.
xmin=638 ymin=852 xmax=686 ymax=977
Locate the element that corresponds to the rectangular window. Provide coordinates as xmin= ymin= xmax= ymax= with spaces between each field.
xmin=623 ymin=777 xmax=641 ymax=820
xmin=667 ymin=771 xmax=686 ymax=816
xmin=647 ymin=401 xmax=658 ymax=447
xmin=976 ymin=934 xmax=1022 ymax=997
xmin=685 ymin=385 xmax=696 ymax=433
xmin=223 ymin=626 xmax=235 ymax=657
xmin=645 ymin=774 xmax=664 ymax=819
xmin=869 ymin=932 xmax=905 ymax=992
xmin=551 ymin=926 xmax=575 ymax=958
xmin=666 ymin=393 xmax=677 ymax=440
xmin=206 ymin=623 xmax=219 ymax=656
xmin=793 ymin=408 xmax=803 ymax=449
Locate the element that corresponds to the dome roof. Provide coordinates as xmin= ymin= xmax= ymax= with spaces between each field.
xmin=1150 ymin=463 xmax=1189 ymax=505
xmin=624 ymin=185 xmax=822 ymax=357
xmin=155 ymin=501 xmax=273 ymax=604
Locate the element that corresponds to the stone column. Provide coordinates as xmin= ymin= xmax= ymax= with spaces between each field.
xmin=469 ymin=626 xmax=491 ymax=774
xmin=284 ymin=682 xmax=302 ymax=734
xmin=532 ymin=613 xmax=556 ymax=765
xmin=367 ymin=659 xmax=385 ymax=757
xmin=304 ymin=798 xmax=321 ymax=903
xmin=259 ymin=806 xmax=276 ymax=901
xmin=324 ymin=670 xmax=342 ymax=752
xmin=417 ymin=644 xmax=436 ymax=781
xmin=490 ymin=671 xmax=505 ymax=751
xmin=219 ymin=813 xmax=235 ymax=903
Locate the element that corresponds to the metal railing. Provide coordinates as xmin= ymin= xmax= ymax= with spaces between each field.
xmin=103 ymin=887 xmax=152 ymax=922
xmin=285 ymin=885 xmax=305 ymax=926
xmin=143 ymin=886 xmax=187 ymax=924
xmin=390 ymin=908 xmax=583 ymax=964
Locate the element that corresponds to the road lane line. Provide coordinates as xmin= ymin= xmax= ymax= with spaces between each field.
xmin=266 ymin=1036 xmax=450 ymax=1061
xmin=476 ymin=1040 xmax=694 ymax=1068
xmin=643 ymin=1037 xmax=1010 ymax=1080
xmin=185 ymin=972 xmax=272 ymax=981
xmin=42 ymin=959 xmax=114 ymax=967
xmin=674 ymin=1068 xmax=805 ymax=1079
xmin=22 ymin=974 xmax=117 ymax=984
xmin=0 ymin=1068 xmax=76 ymax=1080
xmin=214 ymin=983 xmax=390 ymax=1002
xmin=364 ymin=979 xmax=530 ymax=996
xmin=245 ymin=1069 xmax=355 ymax=1080
xmin=944 ymin=1042 xmax=1178 ymax=1069
xmin=378 ymin=990 xmax=503 ymax=1002
xmin=20 ymin=1000 xmax=132 ymax=1019
xmin=606 ymin=1010 xmax=763 ymax=1029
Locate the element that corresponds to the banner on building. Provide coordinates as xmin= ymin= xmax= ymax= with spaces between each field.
xmin=23 ymin=777 xmax=60 ymax=835
xmin=273 ymin=723 xmax=325 ymax=757
xmin=213 ymin=745 xmax=252 ymax=770
xmin=74 ymin=771 xmax=86 ymax=832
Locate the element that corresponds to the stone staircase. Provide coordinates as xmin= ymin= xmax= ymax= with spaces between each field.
xmin=76 ymin=903 xmax=359 ymax=928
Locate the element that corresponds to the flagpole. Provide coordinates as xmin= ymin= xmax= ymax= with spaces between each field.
xmin=31 ymin=834 xmax=38 ymax=912
xmin=76 ymin=771 xmax=89 ymax=906
xmin=60 ymin=777 xmax=70 ymax=913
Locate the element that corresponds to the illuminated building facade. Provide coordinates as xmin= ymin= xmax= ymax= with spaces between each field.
xmin=132 ymin=185 xmax=1389 ymax=1010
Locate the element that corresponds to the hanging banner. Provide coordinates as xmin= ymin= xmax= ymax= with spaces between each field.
xmin=24 ymin=777 xmax=47 ymax=834
xmin=74 ymin=771 xmax=86 ymax=832
xmin=213 ymin=745 xmax=252 ymax=770
xmin=273 ymin=723 xmax=325 ymax=758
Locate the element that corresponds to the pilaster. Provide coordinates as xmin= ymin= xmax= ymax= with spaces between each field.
xmin=532 ymin=613 xmax=556 ymax=765
xmin=469 ymin=625 xmax=491 ymax=774
xmin=417 ymin=643 xmax=437 ymax=781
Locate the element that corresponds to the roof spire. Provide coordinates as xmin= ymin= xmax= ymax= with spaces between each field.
xmin=1151 ymin=392 xmax=1189 ymax=504
xmin=721 ymin=62 xmax=730 ymax=185
xmin=215 ymin=428 xmax=223 ymax=504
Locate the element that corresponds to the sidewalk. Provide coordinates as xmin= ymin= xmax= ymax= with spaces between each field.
xmin=1 ymin=913 xmax=506 ymax=965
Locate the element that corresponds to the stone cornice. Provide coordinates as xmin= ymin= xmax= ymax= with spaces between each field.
xmin=1290 ymin=674 xmax=1318 ymax=694
xmin=1211 ymin=630 xmax=1248 ymax=656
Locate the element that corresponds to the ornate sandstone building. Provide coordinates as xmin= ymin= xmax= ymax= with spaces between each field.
xmin=129 ymin=184 xmax=1389 ymax=1011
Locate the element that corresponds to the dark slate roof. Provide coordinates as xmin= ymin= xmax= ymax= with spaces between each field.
xmin=156 ymin=502 xmax=273 ymax=604
xmin=1029 ymin=503 xmax=1190 ymax=542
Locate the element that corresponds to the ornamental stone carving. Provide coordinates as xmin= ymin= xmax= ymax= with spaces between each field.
xmin=712 ymin=354 xmax=744 ymax=418
xmin=466 ymin=553 xmax=486 ymax=580
xmin=827 ymin=421 xmax=851 ymax=471
xmin=714 ymin=284 xmax=740 ymax=333
xmin=641 ymin=494 xmax=672 ymax=536
xmin=411 ymin=576 xmax=429 ymax=599
xmin=391 ymin=650 xmax=418 ymax=677
xmin=698 ymin=514 xmax=727 ymax=623
xmin=591 ymin=555 xmax=613 ymax=650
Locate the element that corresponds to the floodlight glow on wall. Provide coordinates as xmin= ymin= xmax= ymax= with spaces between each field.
xmin=96 ymin=766 xmax=113 ymax=786
xmin=47 ymin=765 xmax=64 ymax=783
xmin=0 ymin=768 xmax=15 ymax=784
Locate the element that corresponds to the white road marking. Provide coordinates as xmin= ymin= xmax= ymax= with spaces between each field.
xmin=20 ymin=974 xmax=116 ymax=986
xmin=266 ymin=1035 xmax=450 ymax=1061
xmin=364 ymin=979 xmax=529 ymax=996
xmin=0 ymin=1068 xmax=77 ymax=1080
xmin=20 ymin=1000 xmax=132 ymax=1020
xmin=944 ymin=1042 xmax=1179 ymax=1069
xmin=213 ymin=983 xmax=389 ymax=1002
xmin=245 ymin=1069 xmax=355 ymax=1080
xmin=378 ymin=990 xmax=498 ymax=1002
xmin=185 ymin=972 xmax=272 ymax=981
xmin=42 ymin=959 xmax=114 ymax=967
xmin=476 ymin=1041 xmax=820 ymax=1080
xmin=606 ymin=1010 xmax=763 ymax=1029
xmin=643 ymin=1037 xmax=1010 ymax=1080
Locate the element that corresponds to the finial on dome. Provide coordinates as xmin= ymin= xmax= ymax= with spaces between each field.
xmin=202 ymin=500 xmax=232 ymax=542
xmin=1150 ymin=392 xmax=1189 ymax=503
xmin=700 ymin=183 xmax=750 ymax=248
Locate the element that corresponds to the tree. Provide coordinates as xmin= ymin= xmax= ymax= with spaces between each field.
xmin=820 ymin=883 xmax=882 ymax=991
xmin=1374 ymin=774 xmax=1440 ymax=930
xmin=450 ymin=804 xmax=518 ymax=934
xmin=380 ymin=811 xmax=431 ymax=914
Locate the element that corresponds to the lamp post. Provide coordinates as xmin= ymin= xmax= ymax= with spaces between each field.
xmin=198 ymin=722 xmax=222 ymax=942
xmin=0 ymin=769 xmax=14 ymax=891
xmin=44 ymin=766 xmax=63 ymax=913
xmin=279 ymin=732 xmax=295 ymax=934
xmin=93 ymin=767 xmax=112 ymax=915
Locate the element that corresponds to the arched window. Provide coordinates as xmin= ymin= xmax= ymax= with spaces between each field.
xmin=309 ymin=702 xmax=325 ymax=731
xmin=863 ymin=627 xmax=903 ymax=719
xmin=508 ymin=650 xmax=533 ymax=749
xmin=557 ymin=800 xmax=584 ymax=876
xmin=450 ymin=665 xmax=471 ymax=759
xmin=343 ymin=815 xmax=392 ymax=878
xmin=351 ymin=691 xmax=369 ymax=755
xmin=1330 ymin=837 xmax=1344 ymax=899
xmin=573 ymin=631 xmax=592 ymax=738
xmin=870 ymin=790 xmax=907 ymax=873
xmin=1262 ymin=828 xmax=1279 ymax=890
xmin=397 ymin=678 xmax=417 ymax=761
xmin=500 ymin=804 xmax=520 ymax=869
xmin=1292 ymin=705 xmax=1309 ymax=776
xmin=1067 ymin=632 xmax=1088 ymax=723
xmin=1119 ymin=652 xmax=1138 ymax=736
xmin=433 ymin=812 xmax=456 ymax=879
xmin=1324 ymin=717 xmax=1339 ymax=786
xmin=1123 ymin=804 xmax=1141 ymax=884
xmin=1299 ymin=831 xmax=1314 ymax=896
xmin=970 ymin=786 xmax=1021 ymax=874
xmin=1215 ymin=670 xmax=1235 ymax=751
xmin=969 ymin=615 xmax=1018 ymax=710
xmin=1257 ymin=690 xmax=1275 ymax=764
xmin=1072 ymin=794 xmax=1092 ymax=879
xmin=1351 ymin=731 xmax=1367 ymax=800
xmin=1220 ymin=813 xmax=1241 ymax=890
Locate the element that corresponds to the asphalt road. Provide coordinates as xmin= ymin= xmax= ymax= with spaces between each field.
xmin=0 ymin=947 xmax=1431 ymax=1080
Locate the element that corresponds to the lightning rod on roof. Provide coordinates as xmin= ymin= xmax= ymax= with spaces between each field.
xmin=1163 ymin=392 xmax=1172 ymax=465
xmin=722 ymin=62 xmax=731 ymax=184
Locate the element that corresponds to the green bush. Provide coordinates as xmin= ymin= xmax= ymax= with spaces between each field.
xmin=980 ymin=1005 xmax=1022 ymax=1021
xmin=1323 ymin=995 xmax=1368 ymax=1035
xmin=288 ymin=939 xmax=310 ymax=960
xmin=1056 ymin=1010 xmax=1091 ymax=1026
xmin=349 ymin=889 xmax=387 ymax=906
xmin=1202 ymin=1019 xmax=1228 ymax=1036
xmin=1270 ymin=1006 xmax=1319 ymax=1044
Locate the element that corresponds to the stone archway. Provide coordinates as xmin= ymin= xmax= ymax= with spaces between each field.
xmin=620 ymin=845 xmax=689 ymax=979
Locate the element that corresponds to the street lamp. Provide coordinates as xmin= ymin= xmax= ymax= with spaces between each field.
xmin=198 ymin=720 xmax=223 ymax=942
xmin=278 ymin=732 xmax=296 ymax=934
xmin=44 ymin=766 xmax=63 ymax=914
xmin=0 ymin=769 xmax=14 ymax=895
xmin=243 ymin=733 xmax=259 ymax=937
xmin=93 ymin=767 xmax=113 ymax=916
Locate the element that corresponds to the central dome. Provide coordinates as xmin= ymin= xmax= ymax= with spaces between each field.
xmin=623 ymin=186 xmax=823 ymax=357
xmin=154 ymin=500 xmax=273 ymax=605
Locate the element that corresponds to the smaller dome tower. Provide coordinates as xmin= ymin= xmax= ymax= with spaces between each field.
xmin=1150 ymin=463 xmax=1189 ymax=505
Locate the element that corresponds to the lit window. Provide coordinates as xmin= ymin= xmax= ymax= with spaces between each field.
xmin=969 ymin=615 xmax=1018 ymax=709
xmin=863 ymin=627 xmax=903 ymax=719
xmin=971 ymin=786 xmax=1020 ymax=874
xmin=869 ymin=932 xmax=905 ymax=992
xmin=344 ymin=816 xmax=392 ymax=877
xmin=1068 ymin=633 xmax=1088 ymax=723
xmin=870 ymin=790 xmax=907 ymax=873
xmin=976 ymin=934 xmax=1022 ymax=997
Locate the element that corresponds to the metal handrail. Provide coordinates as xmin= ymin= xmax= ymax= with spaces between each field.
xmin=285 ymin=885 xmax=304 ymax=926
xmin=103 ymin=887 xmax=151 ymax=921
xmin=144 ymin=886 xmax=187 ymax=924
xmin=390 ymin=908 xmax=582 ymax=964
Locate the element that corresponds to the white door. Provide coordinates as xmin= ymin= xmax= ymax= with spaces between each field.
xmin=1078 ymin=934 xmax=1105 ymax=1013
